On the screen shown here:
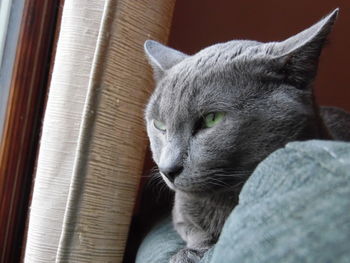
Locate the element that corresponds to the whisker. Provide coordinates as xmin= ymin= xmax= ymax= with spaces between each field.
xmin=208 ymin=177 xmax=231 ymax=187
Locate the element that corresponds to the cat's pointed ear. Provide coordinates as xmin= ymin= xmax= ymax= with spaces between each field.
xmin=273 ymin=9 xmax=338 ymax=88
xmin=144 ymin=40 xmax=188 ymax=81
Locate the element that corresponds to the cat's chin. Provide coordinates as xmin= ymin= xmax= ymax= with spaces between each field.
xmin=172 ymin=178 xmax=228 ymax=195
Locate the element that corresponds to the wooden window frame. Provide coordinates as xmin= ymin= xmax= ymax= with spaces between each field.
xmin=0 ymin=0 xmax=62 ymax=262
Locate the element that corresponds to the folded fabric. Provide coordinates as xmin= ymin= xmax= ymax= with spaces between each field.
xmin=136 ymin=140 xmax=350 ymax=263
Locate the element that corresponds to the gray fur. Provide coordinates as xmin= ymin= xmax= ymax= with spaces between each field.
xmin=144 ymin=9 xmax=349 ymax=263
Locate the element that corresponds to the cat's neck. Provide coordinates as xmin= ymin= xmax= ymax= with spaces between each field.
xmin=307 ymin=103 xmax=333 ymax=140
xmin=315 ymin=104 xmax=333 ymax=140
xmin=174 ymin=189 xmax=239 ymax=241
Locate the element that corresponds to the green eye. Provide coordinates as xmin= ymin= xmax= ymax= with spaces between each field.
xmin=153 ymin=119 xmax=166 ymax=131
xmin=203 ymin=112 xmax=225 ymax=128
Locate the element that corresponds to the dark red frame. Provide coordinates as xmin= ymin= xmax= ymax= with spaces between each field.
xmin=0 ymin=0 xmax=62 ymax=262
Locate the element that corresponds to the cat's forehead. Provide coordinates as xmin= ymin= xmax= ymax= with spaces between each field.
xmin=164 ymin=40 xmax=272 ymax=83
xmin=147 ymin=40 xmax=272 ymax=121
xmin=194 ymin=40 xmax=263 ymax=62
xmin=157 ymin=41 xmax=266 ymax=92
xmin=163 ymin=41 xmax=264 ymax=81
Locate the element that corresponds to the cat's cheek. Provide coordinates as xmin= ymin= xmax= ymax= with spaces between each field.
xmin=147 ymin=134 xmax=163 ymax=164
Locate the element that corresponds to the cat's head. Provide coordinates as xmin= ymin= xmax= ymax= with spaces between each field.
xmin=144 ymin=9 xmax=338 ymax=194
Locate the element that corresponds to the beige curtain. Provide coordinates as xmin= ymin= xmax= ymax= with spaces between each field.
xmin=24 ymin=0 xmax=175 ymax=262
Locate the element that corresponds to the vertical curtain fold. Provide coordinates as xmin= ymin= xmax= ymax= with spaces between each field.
xmin=24 ymin=1 xmax=106 ymax=261
xmin=24 ymin=0 xmax=175 ymax=262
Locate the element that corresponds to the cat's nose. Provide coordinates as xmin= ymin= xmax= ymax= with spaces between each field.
xmin=160 ymin=165 xmax=183 ymax=182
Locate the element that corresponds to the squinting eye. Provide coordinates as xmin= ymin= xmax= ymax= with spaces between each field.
xmin=153 ymin=119 xmax=166 ymax=132
xmin=203 ymin=112 xmax=225 ymax=128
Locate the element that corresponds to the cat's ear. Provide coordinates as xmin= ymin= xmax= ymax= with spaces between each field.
xmin=144 ymin=40 xmax=188 ymax=81
xmin=272 ymin=9 xmax=338 ymax=88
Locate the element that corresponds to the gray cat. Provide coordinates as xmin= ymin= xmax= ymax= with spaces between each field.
xmin=144 ymin=9 xmax=350 ymax=263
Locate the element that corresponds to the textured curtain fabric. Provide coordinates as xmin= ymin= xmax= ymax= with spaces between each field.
xmin=24 ymin=0 xmax=175 ymax=262
xmin=24 ymin=1 xmax=105 ymax=261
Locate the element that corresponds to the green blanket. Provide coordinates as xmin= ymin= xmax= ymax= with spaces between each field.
xmin=136 ymin=140 xmax=350 ymax=263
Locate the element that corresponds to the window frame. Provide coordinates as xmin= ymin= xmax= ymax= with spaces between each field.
xmin=0 ymin=0 xmax=62 ymax=261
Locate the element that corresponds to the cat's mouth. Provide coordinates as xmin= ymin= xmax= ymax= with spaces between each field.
xmin=161 ymin=168 xmax=250 ymax=194
xmin=159 ymin=171 xmax=201 ymax=193
xmin=160 ymin=172 xmax=176 ymax=190
xmin=159 ymin=165 xmax=251 ymax=194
